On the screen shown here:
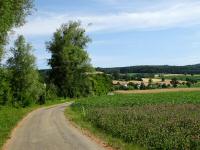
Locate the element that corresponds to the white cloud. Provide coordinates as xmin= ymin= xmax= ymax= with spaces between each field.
xmin=15 ymin=1 xmax=200 ymax=36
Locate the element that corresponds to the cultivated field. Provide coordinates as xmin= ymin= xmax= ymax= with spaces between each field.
xmin=115 ymin=87 xmax=200 ymax=94
xmin=70 ymin=92 xmax=200 ymax=150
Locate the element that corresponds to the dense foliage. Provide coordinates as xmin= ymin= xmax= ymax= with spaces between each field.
xmin=0 ymin=21 xmax=111 ymax=107
xmin=0 ymin=68 xmax=12 ymax=105
xmin=90 ymin=74 xmax=112 ymax=96
xmin=112 ymin=72 xmax=154 ymax=81
xmin=47 ymin=21 xmax=111 ymax=98
xmin=0 ymin=0 xmax=33 ymax=59
xmin=71 ymin=92 xmax=200 ymax=149
xmin=7 ymin=36 xmax=44 ymax=107
xmin=97 ymin=64 xmax=200 ymax=74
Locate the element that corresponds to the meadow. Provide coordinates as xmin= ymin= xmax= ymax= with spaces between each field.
xmin=69 ymin=92 xmax=200 ymax=150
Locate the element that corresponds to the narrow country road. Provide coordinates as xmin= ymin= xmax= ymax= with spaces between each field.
xmin=4 ymin=103 xmax=105 ymax=150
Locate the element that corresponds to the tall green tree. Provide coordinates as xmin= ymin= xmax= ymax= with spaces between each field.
xmin=8 ymin=35 xmax=43 ymax=107
xmin=47 ymin=21 xmax=93 ymax=98
xmin=0 ymin=0 xmax=33 ymax=60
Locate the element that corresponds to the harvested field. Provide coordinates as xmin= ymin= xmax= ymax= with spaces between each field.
xmin=115 ymin=88 xmax=200 ymax=94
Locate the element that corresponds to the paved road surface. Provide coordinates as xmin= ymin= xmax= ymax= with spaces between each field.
xmin=4 ymin=103 xmax=104 ymax=150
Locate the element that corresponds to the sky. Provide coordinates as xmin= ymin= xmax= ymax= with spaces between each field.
xmin=10 ymin=0 xmax=200 ymax=69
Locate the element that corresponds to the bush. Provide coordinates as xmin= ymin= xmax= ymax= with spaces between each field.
xmin=91 ymin=74 xmax=112 ymax=96
xmin=170 ymin=78 xmax=179 ymax=88
xmin=186 ymin=78 xmax=197 ymax=84
xmin=0 ymin=68 xmax=12 ymax=105
xmin=161 ymin=83 xmax=167 ymax=88
xmin=46 ymin=83 xmax=58 ymax=100
xmin=186 ymin=81 xmax=192 ymax=88
xmin=140 ymin=82 xmax=146 ymax=90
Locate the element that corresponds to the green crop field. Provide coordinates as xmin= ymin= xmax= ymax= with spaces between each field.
xmin=69 ymin=92 xmax=200 ymax=150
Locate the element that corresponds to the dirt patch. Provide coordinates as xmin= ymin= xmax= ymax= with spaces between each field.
xmin=114 ymin=88 xmax=200 ymax=94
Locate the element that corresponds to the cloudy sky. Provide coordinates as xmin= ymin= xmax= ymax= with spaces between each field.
xmin=12 ymin=0 xmax=200 ymax=69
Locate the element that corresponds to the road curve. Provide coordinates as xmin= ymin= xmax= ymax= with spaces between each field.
xmin=4 ymin=103 xmax=105 ymax=150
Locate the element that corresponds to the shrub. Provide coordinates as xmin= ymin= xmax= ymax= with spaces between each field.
xmin=140 ymin=82 xmax=146 ymax=90
xmin=45 ymin=83 xmax=58 ymax=101
xmin=91 ymin=74 xmax=112 ymax=96
xmin=0 ymin=68 xmax=12 ymax=105
xmin=161 ymin=83 xmax=167 ymax=88
xmin=186 ymin=81 xmax=192 ymax=88
xmin=170 ymin=78 xmax=179 ymax=88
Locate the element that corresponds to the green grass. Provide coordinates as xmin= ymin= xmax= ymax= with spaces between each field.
xmin=68 ymin=92 xmax=200 ymax=150
xmin=0 ymin=106 xmax=35 ymax=149
xmin=0 ymin=99 xmax=68 ymax=150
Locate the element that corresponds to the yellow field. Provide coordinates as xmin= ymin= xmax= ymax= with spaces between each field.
xmin=114 ymin=88 xmax=200 ymax=94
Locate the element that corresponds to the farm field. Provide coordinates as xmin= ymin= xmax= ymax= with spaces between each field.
xmin=68 ymin=92 xmax=200 ymax=150
xmin=115 ymin=87 xmax=200 ymax=94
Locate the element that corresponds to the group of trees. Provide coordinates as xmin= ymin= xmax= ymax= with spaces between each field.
xmin=46 ymin=22 xmax=112 ymax=98
xmin=170 ymin=77 xmax=198 ymax=88
xmin=0 ymin=35 xmax=46 ymax=107
xmin=111 ymin=72 xmax=154 ymax=81
xmin=0 ymin=0 xmax=36 ymax=106
xmin=0 ymin=1 xmax=111 ymax=107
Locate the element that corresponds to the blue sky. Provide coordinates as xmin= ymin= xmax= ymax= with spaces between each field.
xmin=12 ymin=0 xmax=200 ymax=69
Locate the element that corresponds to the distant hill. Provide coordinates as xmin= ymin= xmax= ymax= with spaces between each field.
xmin=96 ymin=64 xmax=200 ymax=74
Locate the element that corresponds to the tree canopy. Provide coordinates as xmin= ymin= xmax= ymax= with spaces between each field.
xmin=0 ymin=0 xmax=33 ymax=60
xmin=7 ymin=35 xmax=43 ymax=107
xmin=47 ymin=21 xmax=94 ymax=98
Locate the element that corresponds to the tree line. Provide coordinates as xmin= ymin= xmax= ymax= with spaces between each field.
xmin=97 ymin=64 xmax=200 ymax=74
xmin=0 ymin=1 xmax=111 ymax=107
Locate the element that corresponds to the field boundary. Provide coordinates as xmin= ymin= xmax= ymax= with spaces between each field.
xmin=115 ymin=88 xmax=200 ymax=94
xmin=65 ymin=107 xmax=142 ymax=150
